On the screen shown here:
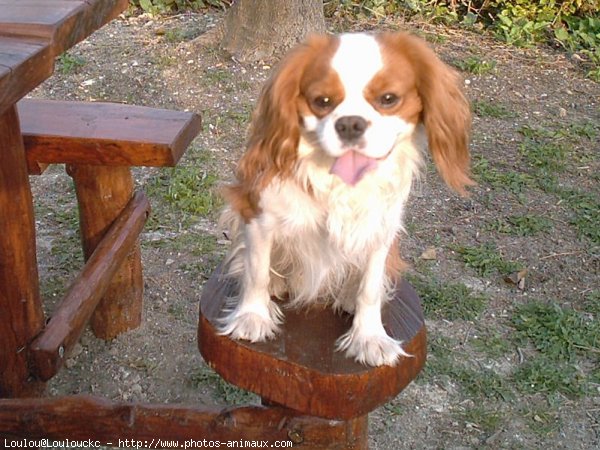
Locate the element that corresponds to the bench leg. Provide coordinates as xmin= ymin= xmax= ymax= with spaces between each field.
xmin=0 ymin=106 xmax=45 ymax=397
xmin=66 ymin=165 xmax=143 ymax=340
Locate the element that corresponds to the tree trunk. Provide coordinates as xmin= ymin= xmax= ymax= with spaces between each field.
xmin=221 ymin=0 xmax=325 ymax=62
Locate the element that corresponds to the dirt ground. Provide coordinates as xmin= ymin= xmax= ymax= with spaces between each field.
xmin=29 ymin=9 xmax=599 ymax=450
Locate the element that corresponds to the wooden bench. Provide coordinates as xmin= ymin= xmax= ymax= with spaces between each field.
xmin=17 ymin=98 xmax=202 ymax=381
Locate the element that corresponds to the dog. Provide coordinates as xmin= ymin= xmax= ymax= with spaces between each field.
xmin=218 ymin=31 xmax=472 ymax=366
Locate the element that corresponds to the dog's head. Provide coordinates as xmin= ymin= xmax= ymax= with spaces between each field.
xmin=237 ymin=31 xmax=473 ymax=197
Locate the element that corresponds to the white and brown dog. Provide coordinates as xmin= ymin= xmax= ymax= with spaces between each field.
xmin=218 ymin=32 xmax=472 ymax=366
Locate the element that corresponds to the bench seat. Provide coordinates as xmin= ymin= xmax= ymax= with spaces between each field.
xmin=18 ymin=98 xmax=202 ymax=173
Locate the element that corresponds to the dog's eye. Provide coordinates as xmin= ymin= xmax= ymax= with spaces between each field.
xmin=313 ymin=96 xmax=333 ymax=110
xmin=378 ymin=93 xmax=400 ymax=108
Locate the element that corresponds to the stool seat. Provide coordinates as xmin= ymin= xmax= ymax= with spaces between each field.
xmin=198 ymin=265 xmax=427 ymax=420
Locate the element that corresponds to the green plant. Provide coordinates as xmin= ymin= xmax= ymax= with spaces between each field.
xmin=454 ymin=56 xmax=497 ymax=74
xmin=513 ymin=356 xmax=586 ymax=397
xmin=511 ymin=301 xmax=600 ymax=361
xmin=472 ymin=156 xmax=535 ymax=196
xmin=408 ymin=275 xmax=487 ymax=321
xmin=470 ymin=330 xmax=512 ymax=358
xmin=555 ymin=16 xmax=600 ymax=81
xmin=459 ymin=405 xmax=504 ymax=433
xmin=57 ymin=53 xmax=86 ymax=74
xmin=556 ymin=188 xmax=600 ymax=245
xmin=190 ymin=366 xmax=258 ymax=404
xmin=472 ymin=100 xmax=515 ymax=119
xmin=452 ymin=242 xmax=522 ymax=277
xmin=509 ymin=300 xmax=599 ymax=398
xmin=427 ymin=350 xmax=514 ymax=401
xmin=519 ymin=141 xmax=568 ymax=174
xmin=583 ymin=290 xmax=600 ymax=316
xmin=520 ymin=404 xmax=561 ymax=436
xmin=131 ymin=0 xmax=226 ymax=14
xmin=488 ymin=214 xmax=553 ymax=237
xmin=386 ymin=0 xmax=600 ymax=80
xmin=163 ymin=27 xmax=202 ymax=43
xmin=147 ymin=166 xmax=221 ymax=216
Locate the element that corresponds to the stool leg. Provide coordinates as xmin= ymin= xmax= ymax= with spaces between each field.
xmin=0 ymin=106 xmax=45 ymax=397
xmin=66 ymin=164 xmax=143 ymax=340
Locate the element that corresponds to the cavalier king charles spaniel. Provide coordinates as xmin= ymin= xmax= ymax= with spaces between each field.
xmin=218 ymin=32 xmax=472 ymax=366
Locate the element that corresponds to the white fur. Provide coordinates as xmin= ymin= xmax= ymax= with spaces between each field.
xmin=318 ymin=34 xmax=414 ymax=160
xmin=220 ymin=133 xmax=422 ymax=366
xmin=219 ymin=33 xmax=424 ymax=367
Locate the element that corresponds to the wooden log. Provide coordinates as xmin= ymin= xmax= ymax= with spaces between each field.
xmin=67 ymin=165 xmax=145 ymax=341
xmin=0 ymin=105 xmax=45 ymax=397
xmin=19 ymin=99 xmax=202 ymax=168
xmin=30 ymin=191 xmax=150 ymax=381
xmin=199 ymin=266 xmax=427 ymax=420
xmin=0 ymin=395 xmax=368 ymax=449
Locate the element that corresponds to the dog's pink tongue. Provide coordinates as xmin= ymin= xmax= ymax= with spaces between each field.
xmin=330 ymin=150 xmax=378 ymax=186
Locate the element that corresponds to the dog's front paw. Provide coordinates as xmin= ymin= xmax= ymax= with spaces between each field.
xmin=336 ymin=328 xmax=410 ymax=367
xmin=218 ymin=300 xmax=282 ymax=342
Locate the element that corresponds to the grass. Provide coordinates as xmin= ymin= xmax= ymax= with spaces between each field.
xmin=511 ymin=301 xmax=599 ymax=360
xmin=519 ymin=140 xmax=568 ymax=174
xmin=146 ymin=165 xmax=222 ymax=217
xmin=425 ymin=336 xmax=514 ymax=401
xmin=512 ymin=357 xmax=587 ymax=397
xmin=472 ymin=99 xmax=516 ymax=119
xmin=202 ymin=67 xmax=234 ymax=85
xmin=510 ymin=300 xmax=599 ymax=397
xmin=472 ymin=156 xmax=535 ymax=196
xmin=451 ymin=242 xmax=522 ymax=277
xmin=190 ymin=366 xmax=258 ymax=405
xmin=146 ymin=231 xmax=217 ymax=254
xmin=454 ymin=55 xmax=497 ymax=74
xmin=162 ymin=26 xmax=202 ymax=43
xmin=520 ymin=404 xmax=561 ymax=436
xmin=422 ymin=297 xmax=598 ymax=429
xmin=57 ymin=52 xmax=86 ymax=74
xmin=487 ymin=214 xmax=553 ymax=236
xmin=470 ymin=329 xmax=512 ymax=359
xmin=409 ymin=275 xmax=487 ymax=321
xmin=459 ymin=405 xmax=504 ymax=434
xmin=49 ymin=231 xmax=83 ymax=274
xmin=583 ymin=290 xmax=600 ymax=316
xmin=519 ymin=122 xmax=599 ymax=142
xmin=555 ymin=188 xmax=600 ymax=245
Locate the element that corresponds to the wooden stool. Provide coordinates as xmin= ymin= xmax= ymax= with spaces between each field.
xmin=198 ymin=264 xmax=427 ymax=448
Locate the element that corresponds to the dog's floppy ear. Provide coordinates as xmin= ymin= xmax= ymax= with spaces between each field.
xmin=236 ymin=39 xmax=324 ymax=191
xmin=399 ymin=33 xmax=474 ymax=195
xmin=226 ymin=40 xmax=317 ymax=220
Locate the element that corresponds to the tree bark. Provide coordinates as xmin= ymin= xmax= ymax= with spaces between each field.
xmin=221 ymin=0 xmax=326 ymax=62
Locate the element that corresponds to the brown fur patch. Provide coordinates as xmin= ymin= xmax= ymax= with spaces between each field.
xmin=385 ymin=236 xmax=408 ymax=283
xmin=227 ymin=35 xmax=340 ymax=221
xmin=377 ymin=32 xmax=474 ymax=195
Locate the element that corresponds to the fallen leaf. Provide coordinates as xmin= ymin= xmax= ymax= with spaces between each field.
xmin=504 ymin=268 xmax=528 ymax=290
xmin=420 ymin=247 xmax=437 ymax=260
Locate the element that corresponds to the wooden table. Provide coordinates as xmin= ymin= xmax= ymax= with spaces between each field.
xmin=0 ymin=0 xmax=129 ymax=398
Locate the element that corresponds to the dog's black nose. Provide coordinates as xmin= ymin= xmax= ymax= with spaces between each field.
xmin=335 ymin=116 xmax=368 ymax=142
